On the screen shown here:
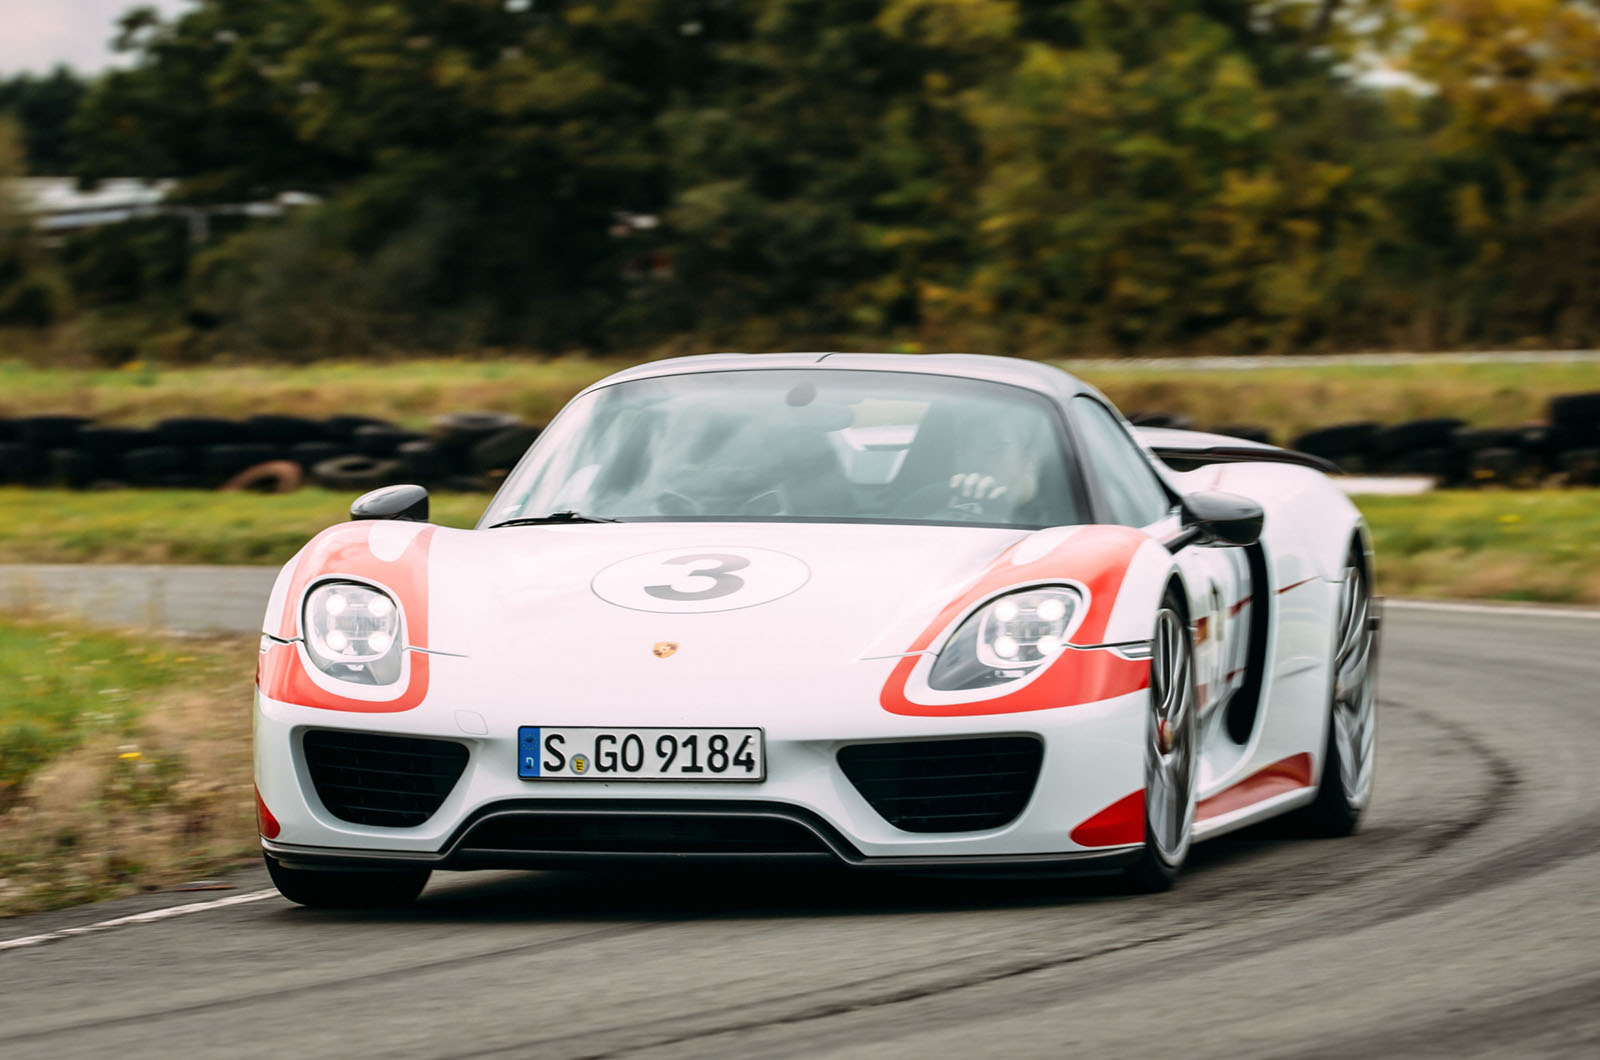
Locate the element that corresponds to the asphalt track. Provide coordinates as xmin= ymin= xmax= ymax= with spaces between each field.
xmin=2 ymin=604 xmax=1597 ymax=1058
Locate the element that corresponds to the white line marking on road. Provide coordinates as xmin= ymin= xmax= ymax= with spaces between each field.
xmin=0 ymin=889 xmax=281 ymax=953
xmin=1387 ymin=599 xmax=1600 ymax=621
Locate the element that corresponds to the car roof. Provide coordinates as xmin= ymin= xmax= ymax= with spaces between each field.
xmin=579 ymin=352 xmax=1097 ymax=406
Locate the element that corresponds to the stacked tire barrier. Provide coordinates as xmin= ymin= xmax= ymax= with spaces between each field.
xmin=0 ymin=411 xmax=542 ymax=493
xmin=1135 ymin=392 xmax=1600 ymax=487
xmin=6 ymin=393 xmax=1600 ymax=492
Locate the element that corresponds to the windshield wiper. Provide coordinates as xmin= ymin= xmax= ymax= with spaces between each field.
xmin=486 ymin=511 xmax=624 ymax=528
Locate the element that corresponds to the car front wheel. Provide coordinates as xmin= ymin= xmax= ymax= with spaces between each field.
xmin=1123 ymin=595 xmax=1198 ymax=892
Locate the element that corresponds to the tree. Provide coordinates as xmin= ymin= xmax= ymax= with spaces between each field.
xmin=0 ymin=117 xmax=68 ymax=325
xmin=0 ymin=68 xmax=87 ymax=175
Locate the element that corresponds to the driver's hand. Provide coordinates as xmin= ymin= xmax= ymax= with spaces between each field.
xmin=946 ymin=472 xmax=1008 ymax=516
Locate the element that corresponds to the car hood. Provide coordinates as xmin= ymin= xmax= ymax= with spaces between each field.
xmin=424 ymin=521 xmax=1030 ymax=710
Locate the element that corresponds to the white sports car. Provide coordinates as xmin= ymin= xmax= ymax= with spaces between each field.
xmin=255 ymin=354 xmax=1379 ymax=906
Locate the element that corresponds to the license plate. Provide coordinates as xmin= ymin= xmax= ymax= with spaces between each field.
xmin=518 ymin=726 xmax=764 ymax=781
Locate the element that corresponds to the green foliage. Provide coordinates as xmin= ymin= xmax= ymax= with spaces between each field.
xmin=10 ymin=0 xmax=1600 ymax=358
xmin=0 ymin=67 xmax=87 ymax=175
xmin=0 ymin=623 xmax=208 ymax=803
xmin=0 ymin=117 xmax=69 ymax=328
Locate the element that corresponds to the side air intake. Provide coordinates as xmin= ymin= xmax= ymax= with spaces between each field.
xmin=837 ymin=736 xmax=1044 ymax=833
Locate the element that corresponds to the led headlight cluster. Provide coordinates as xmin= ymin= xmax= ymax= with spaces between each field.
xmin=928 ymin=586 xmax=1082 ymax=691
xmin=303 ymin=581 xmax=404 ymax=686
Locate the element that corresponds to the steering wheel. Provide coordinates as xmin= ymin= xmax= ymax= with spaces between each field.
xmin=894 ymin=473 xmax=1010 ymax=521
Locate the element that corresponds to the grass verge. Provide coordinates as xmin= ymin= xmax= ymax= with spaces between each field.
xmin=0 ymin=621 xmax=256 ymax=917
xmin=1361 ymin=490 xmax=1600 ymax=604
xmin=2 ymin=488 xmax=486 ymax=565
xmin=5 ymin=355 xmax=1600 ymax=440
xmin=9 ymin=486 xmax=1600 ymax=604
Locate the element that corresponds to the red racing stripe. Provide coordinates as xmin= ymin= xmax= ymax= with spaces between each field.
xmin=1070 ymin=790 xmax=1145 ymax=847
xmin=881 ymin=526 xmax=1153 ymax=717
xmin=1276 ymin=576 xmax=1319 ymax=596
xmin=1196 ymin=752 xmax=1314 ymax=822
xmin=257 ymin=522 xmax=436 ymax=713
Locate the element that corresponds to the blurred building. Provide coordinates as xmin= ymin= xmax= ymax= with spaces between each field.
xmin=9 ymin=177 xmax=318 ymax=242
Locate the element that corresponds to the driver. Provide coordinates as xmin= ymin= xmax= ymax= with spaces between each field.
xmin=908 ymin=406 xmax=1043 ymax=521
xmin=940 ymin=422 xmax=1043 ymax=521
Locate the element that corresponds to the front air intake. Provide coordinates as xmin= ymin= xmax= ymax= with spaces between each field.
xmin=837 ymin=736 xmax=1044 ymax=833
xmin=457 ymin=807 xmax=834 ymax=858
xmin=303 ymin=729 xmax=469 ymax=827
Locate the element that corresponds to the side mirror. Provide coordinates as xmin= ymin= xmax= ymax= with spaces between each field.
xmin=1178 ymin=491 xmax=1263 ymax=548
xmin=350 ymin=484 xmax=429 ymax=523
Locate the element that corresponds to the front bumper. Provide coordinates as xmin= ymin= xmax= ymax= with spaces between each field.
xmin=254 ymin=670 xmax=1149 ymax=868
xmin=262 ymin=798 xmax=1142 ymax=875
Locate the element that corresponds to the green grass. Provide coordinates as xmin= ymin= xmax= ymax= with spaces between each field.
xmin=4 ymin=354 xmax=1599 ymax=440
xmin=1080 ymin=360 xmax=1600 ymax=442
xmin=0 ymin=621 xmax=256 ymax=915
xmin=2 ymin=488 xmax=487 ymax=565
xmin=1360 ymin=490 xmax=1600 ymax=604
xmin=0 ymin=356 xmax=629 ymax=432
xmin=8 ymin=486 xmax=1600 ymax=605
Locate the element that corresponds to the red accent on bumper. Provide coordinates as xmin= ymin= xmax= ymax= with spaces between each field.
xmin=255 ymin=786 xmax=281 ymax=840
xmin=1070 ymin=789 xmax=1145 ymax=847
xmin=1197 ymin=752 xmax=1315 ymax=822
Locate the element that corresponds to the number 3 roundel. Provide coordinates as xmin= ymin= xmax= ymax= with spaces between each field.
xmin=591 ymin=547 xmax=810 ymax=614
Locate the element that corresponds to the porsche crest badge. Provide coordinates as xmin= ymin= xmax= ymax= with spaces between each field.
xmin=653 ymin=641 xmax=679 ymax=658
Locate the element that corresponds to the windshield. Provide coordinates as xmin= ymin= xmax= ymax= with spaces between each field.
xmin=482 ymin=369 xmax=1082 ymax=529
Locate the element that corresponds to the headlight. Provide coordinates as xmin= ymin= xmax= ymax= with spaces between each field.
xmin=303 ymin=581 xmax=404 ymax=686
xmin=928 ymin=586 xmax=1083 ymax=691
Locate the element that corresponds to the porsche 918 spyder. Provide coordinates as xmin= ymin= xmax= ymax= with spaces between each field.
xmin=254 ymin=354 xmax=1379 ymax=906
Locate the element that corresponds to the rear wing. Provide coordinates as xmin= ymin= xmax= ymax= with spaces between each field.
xmin=1134 ymin=427 xmax=1341 ymax=476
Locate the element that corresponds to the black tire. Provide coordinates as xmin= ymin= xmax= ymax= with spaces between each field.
xmin=1559 ymin=447 xmax=1600 ymax=486
xmin=155 ymin=417 xmax=242 ymax=447
xmin=120 ymin=445 xmax=189 ymax=485
xmin=311 ymin=455 xmax=403 ymax=491
xmin=263 ymin=853 xmax=429 ymax=909
xmin=1465 ymin=446 xmax=1528 ymax=487
xmin=397 ymin=439 xmax=454 ymax=482
xmin=0 ymin=417 xmax=14 ymax=442
xmin=1373 ymin=417 xmax=1465 ymax=458
xmin=76 ymin=426 xmax=157 ymax=456
xmin=1548 ymin=392 xmax=1600 ymax=436
xmin=468 ymin=425 xmax=542 ymax=473
xmin=1390 ymin=445 xmax=1463 ymax=481
xmin=1288 ymin=544 xmax=1378 ymax=838
xmin=0 ymin=443 xmax=46 ymax=484
xmin=16 ymin=415 xmax=91 ymax=449
xmin=322 ymin=415 xmax=396 ymax=443
xmin=244 ymin=414 xmax=324 ymax=444
xmin=51 ymin=448 xmax=110 ymax=488
xmin=202 ymin=443 xmax=280 ymax=477
xmin=1122 ymin=587 xmax=1198 ymax=893
xmin=288 ymin=441 xmax=345 ymax=470
xmin=431 ymin=411 xmax=524 ymax=450
xmin=352 ymin=424 xmax=426 ymax=457
xmin=1452 ymin=426 xmax=1521 ymax=452
xmin=1292 ymin=422 xmax=1378 ymax=459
